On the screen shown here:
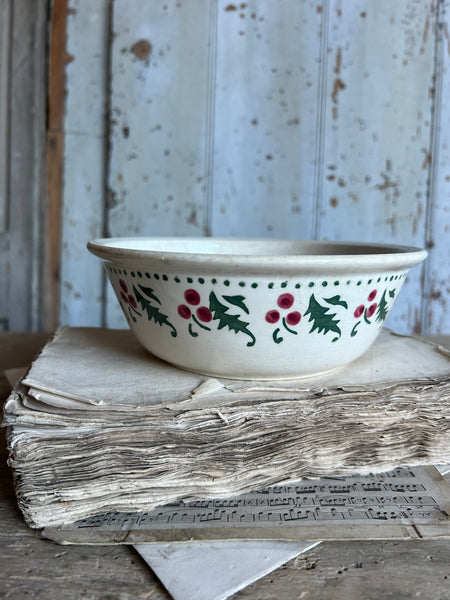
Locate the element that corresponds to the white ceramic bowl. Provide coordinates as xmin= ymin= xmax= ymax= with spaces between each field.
xmin=87 ymin=238 xmax=427 ymax=380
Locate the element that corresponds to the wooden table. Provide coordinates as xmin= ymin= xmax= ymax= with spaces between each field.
xmin=1 ymin=332 xmax=450 ymax=600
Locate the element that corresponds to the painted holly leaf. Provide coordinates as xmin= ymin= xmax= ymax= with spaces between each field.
xmin=305 ymin=294 xmax=341 ymax=341
xmin=133 ymin=285 xmax=177 ymax=337
xmin=137 ymin=285 xmax=161 ymax=305
xmin=209 ymin=292 xmax=256 ymax=347
xmin=389 ymin=289 xmax=396 ymax=299
xmin=376 ymin=290 xmax=389 ymax=323
xmin=222 ymin=294 xmax=250 ymax=315
xmin=324 ymin=295 xmax=348 ymax=309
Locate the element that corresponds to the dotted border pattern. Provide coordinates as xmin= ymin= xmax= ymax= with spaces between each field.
xmin=106 ymin=265 xmax=407 ymax=289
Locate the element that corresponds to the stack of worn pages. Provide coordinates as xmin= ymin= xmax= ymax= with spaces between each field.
xmin=3 ymin=327 xmax=450 ymax=530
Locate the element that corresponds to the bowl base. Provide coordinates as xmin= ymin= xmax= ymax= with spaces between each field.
xmin=152 ymin=353 xmax=344 ymax=382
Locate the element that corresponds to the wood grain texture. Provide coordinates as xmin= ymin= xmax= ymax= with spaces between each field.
xmin=55 ymin=0 xmax=449 ymax=335
xmin=234 ymin=539 xmax=450 ymax=600
xmin=105 ymin=0 xmax=215 ymax=327
xmin=8 ymin=0 xmax=47 ymax=331
xmin=107 ymin=0 xmax=211 ymax=239
xmin=45 ymin=0 xmax=69 ymax=331
xmin=59 ymin=0 xmax=110 ymax=327
xmin=423 ymin=0 xmax=450 ymax=335
xmin=318 ymin=0 xmax=435 ymax=334
xmin=211 ymin=0 xmax=322 ymax=239
xmin=0 ymin=0 xmax=11 ymax=234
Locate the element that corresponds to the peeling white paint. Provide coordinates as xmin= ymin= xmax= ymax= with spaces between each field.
xmin=60 ymin=0 xmax=449 ymax=335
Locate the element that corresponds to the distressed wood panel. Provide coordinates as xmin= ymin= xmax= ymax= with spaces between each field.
xmin=423 ymin=0 xmax=450 ymax=334
xmin=106 ymin=0 xmax=214 ymax=327
xmin=211 ymin=0 xmax=323 ymax=238
xmin=108 ymin=0 xmax=214 ymax=237
xmin=56 ymin=0 xmax=449 ymax=334
xmin=318 ymin=0 xmax=435 ymax=334
xmin=8 ymin=0 xmax=47 ymax=331
xmin=45 ymin=0 xmax=68 ymax=331
xmin=0 ymin=0 xmax=11 ymax=234
xmin=59 ymin=0 xmax=109 ymax=327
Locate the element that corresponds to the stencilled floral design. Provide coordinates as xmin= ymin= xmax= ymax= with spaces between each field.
xmin=177 ymin=289 xmax=256 ymax=346
xmin=265 ymin=293 xmax=302 ymax=344
xmin=177 ymin=289 xmax=214 ymax=337
xmin=108 ymin=267 xmax=403 ymax=348
xmin=305 ymin=294 xmax=347 ymax=342
xmin=351 ymin=288 xmax=395 ymax=337
xmin=119 ymin=279 xmax=140 ymax=322
xmin=119 ymin=278 xmax=177 ymax=337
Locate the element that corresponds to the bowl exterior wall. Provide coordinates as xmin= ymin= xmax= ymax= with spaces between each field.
xmin=105 ymin=262 xmax=408 ymax=379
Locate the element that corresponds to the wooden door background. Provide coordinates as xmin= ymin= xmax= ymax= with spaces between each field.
xmin=1 ymin=0 xmax=449 ymax=333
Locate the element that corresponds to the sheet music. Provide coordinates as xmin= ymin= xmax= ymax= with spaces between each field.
xmin=45 ymin=466 xmax=450 ymax=544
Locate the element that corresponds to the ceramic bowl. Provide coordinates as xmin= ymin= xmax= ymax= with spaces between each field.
xmin=87 ymin=238 xmax=427 ymax=380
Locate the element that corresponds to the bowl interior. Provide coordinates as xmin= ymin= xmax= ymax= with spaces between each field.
xmin=89 ymin=237 xmax=422 ymax=257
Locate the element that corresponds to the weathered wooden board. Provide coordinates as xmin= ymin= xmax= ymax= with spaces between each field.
xmin=424 ymin=0 xmax=450 ymax=334
xmin=211 ymin=0 xmax=322 ymax=238
xmin=7 ymin=0 xmax=46 ymax=332
xmin=0 ymin=0 xmax=10 ymax=234
xmin=318 ymin=0 xmax=435 ymax=333
xmin=106 ymin=0 xmax=215 ymax=327
xmin=59 ymin=0 xmax=109 ymax=327
xmin=53 ymin=0 xmax=449 ymax=335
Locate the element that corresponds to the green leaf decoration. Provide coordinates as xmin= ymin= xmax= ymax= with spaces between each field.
xmin=376 ymin=290 xmax=389 ymax=323
xmin=389 ymin=289 xmax=396 ymax=299
xmin=324 ymin=295 xmax=348 ymax=309
xmin=222 ymin=294 xmax=250 ymax=315
xmin=351 ymin=321 xmax=361 ymax=337
xmin=282 ymin=317 xmax=298 ymax=335
xmin=209 ymin=292 xmax=256 ymax=347
xmin=273 ymin=328 xmax=283 ymax=344
xmin=137 ymin=285 xmax=161 ymax=305
xmin=305 ymin=294 xmax=341 ymax=340
xmin=133 ymin=285 xmax=177 ymax=337
xmin=188 ymin=323 xmax=198 ymax=338
xmin=192 ymin=314 xmax=211 ymax=332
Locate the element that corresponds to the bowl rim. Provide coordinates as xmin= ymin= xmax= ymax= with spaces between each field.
xmin=87 ymin=237 xmax=427 ymax=274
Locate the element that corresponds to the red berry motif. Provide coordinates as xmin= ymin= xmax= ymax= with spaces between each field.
xmin=286 ymin=311 xmax=301 ymax=326
xmin=354 ymin=305 xmax=365 ymax=318
xmin=197 ymin=306 xmax=213 ymax=322
xmin=277 ymin=293 xmax=294 ymax=309
xmin=368 ymin=289 xmax=377 ymax=302
xmin=118 ymin=279 xmax=137 ymax=310
xmin=265 ymin=309 xmax=280 ymax=324
xmin=267 ymin=293 xmax=302 ymax=343
xmin=117 ymin=278 xmax=141 ymax=324
xmin=178 ymin=289 xmax=213 ymax=336
xmin=366 ymin=303 xmax=377 ymax=318
xmin=178 ymin=304 xmax=191 ymax=319
xmin=185 ymin=289 xmax=201 ymax=305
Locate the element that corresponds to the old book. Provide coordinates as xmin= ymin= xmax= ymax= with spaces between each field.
xmin=3 ymin=327 xmax=450 ymax=529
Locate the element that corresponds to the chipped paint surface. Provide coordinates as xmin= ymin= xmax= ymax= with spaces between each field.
xmin=211 ymin=0 xmax=322 ymax=239
xmin=60 ymin=0 xmax=109 ymax=326
xmin=319 ymin=0 xmax=436 ymax=333
xmin=423 ymin=0 xmax=450 ymax=334
xmin=60 ymin=0 xmax=449 ymax=334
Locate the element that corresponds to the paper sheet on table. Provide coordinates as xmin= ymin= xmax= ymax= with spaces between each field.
xmin=43 ymin=466 xmax=450 ymax=544
xmin=135 ymin=541 xmax=321 ymax=600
